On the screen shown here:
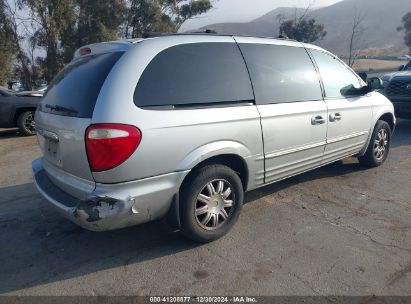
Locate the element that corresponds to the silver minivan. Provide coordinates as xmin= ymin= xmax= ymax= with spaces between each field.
xmin=32 ymin=34 xmax=395 ymax=242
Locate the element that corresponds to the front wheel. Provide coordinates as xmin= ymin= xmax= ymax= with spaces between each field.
xmin=358 ymin=120 xmax=391 ymax=167
xmin=180 ymin=165 xmax=244 ymax=243
xmin=17 ymin=111 xmax=36 ymax=136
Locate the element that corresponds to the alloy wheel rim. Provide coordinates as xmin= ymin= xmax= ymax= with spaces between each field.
xmin=24 ymin=113 xmax=36 ymax=133
xmin=373 ymin=128 xmax=388 ymax=161
xmin=195 ymin=179 xmax=234 ymax=230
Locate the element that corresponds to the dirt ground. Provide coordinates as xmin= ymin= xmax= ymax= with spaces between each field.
xmin=351 ymin=59 xmax=408 ymax=72
xmin=0 ymin=119 xmax=410 ymax=296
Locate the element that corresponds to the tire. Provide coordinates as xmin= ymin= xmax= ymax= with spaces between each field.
xmin=180 ymin=165 xmax=244 ymax=243
xmin=358 ymin=120 xmax=391 ymax=167
xmin=17 ymin=111 xmax=36 ymax=136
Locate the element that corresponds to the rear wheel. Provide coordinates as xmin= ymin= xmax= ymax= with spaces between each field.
xmin=17 ymin=111 xmax=36 ymax=136
xmin=180 ymin=165 xmax=243 ymax=242
xmin=358 ymin=120 xmax=391 ymax=167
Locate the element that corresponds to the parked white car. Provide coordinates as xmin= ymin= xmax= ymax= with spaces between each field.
xmin=398 ymin=55 xmax=411 ymax=61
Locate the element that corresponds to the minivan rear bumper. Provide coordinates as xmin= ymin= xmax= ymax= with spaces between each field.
xmin=32 ymin=157 xmax=188 ymax=231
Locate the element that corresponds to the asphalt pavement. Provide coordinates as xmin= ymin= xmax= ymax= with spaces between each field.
xmin=0 ymin=119 xmax=410 ymax=296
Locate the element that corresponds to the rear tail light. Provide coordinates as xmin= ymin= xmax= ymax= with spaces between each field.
xmin=85 ymin=124 xmax=142 ymax=172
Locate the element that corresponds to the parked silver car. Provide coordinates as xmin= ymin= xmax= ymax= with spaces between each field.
xmin=32 ymin=34 xmax=395 ymax=242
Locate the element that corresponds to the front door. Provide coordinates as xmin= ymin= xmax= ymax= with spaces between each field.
xmin=309 ymin=49 xmax=373 ymax=165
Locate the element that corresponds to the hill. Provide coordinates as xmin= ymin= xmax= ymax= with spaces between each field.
xmin=199 ymin=0 xmax=411 ymax=57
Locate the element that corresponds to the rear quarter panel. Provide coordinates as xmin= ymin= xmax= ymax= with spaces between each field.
xmin=92 ymin=104 xmax=264 ymax=191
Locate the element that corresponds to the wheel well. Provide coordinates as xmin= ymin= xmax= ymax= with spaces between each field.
xmin=166 ymin=154 xmax=249 ymax=229
xmin=14 ymin=107 xmax=36 ymax=125
xmin=378 ymin=113 xmax=395 ymax=132
xmin=182 ymin=154 xmax=249 ymax=191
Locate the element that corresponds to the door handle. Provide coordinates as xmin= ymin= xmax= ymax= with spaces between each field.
xmin=311 ymin=115 xmax=326 ymax=125
xmin=329 ymin=112 xmax=342 ymax=122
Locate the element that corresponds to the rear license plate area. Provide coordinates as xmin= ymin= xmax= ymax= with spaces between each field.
xmin=43 ymin=136 xmax=62 ymax=167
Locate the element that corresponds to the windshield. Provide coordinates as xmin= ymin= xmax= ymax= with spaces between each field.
xmin=40 ymin=52 xmax=123 ymax=118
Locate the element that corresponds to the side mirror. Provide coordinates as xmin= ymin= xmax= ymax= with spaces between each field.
xmin=357 ymin=71 xmax=368 ymax=82
xmin=398 ymin=65 xmax=405 ymax=71
xmin=367 ymin=77 xmax=383 ymax=91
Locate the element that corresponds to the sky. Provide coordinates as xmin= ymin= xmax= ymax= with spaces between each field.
xmin=180 ymin=0 xmax=343 ymax=32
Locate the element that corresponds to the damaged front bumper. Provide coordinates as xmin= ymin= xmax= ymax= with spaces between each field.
xmin=32 ymin=158 xmax=188 ymax=231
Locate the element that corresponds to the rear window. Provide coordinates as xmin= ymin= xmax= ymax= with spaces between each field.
xmin=40 ymin=52 xmax=123 ymax=118
xmin=134 ymin=43 xmax=254 ymax=108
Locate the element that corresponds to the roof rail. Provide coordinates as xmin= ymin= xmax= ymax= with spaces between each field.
xmin=277 ymin=34 xmax=289 ymax=39
xmin=141 ymin=29 xmax=217 ymax=39
xmin=140 ymin=31 xmax=297 ymax=42
xmin=141 ymin=32 xmax=175 ymax=38
xmin=189 ymin=29 xmax=218 ymax=34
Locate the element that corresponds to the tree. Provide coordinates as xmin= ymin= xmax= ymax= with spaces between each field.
xmin=60 ymin=0 xmax=128 ymax=63
xmin=2 ymin=0 xmax=213 ymax=87
xmin=2 ymin=0 xmax=34 ymax=89
xmin=398 ymin=11 xmax=411 ymax=54
xmin=125 ymin=0 xmax=212 ymax=38
xmin=23 ymin=0 xmax=76 ymax=82
xmin=347 ymin=11 xmax=365 ymax=68
xmin=0 ymin=0 xmax=16 ymax=86
xmin=278 ymin=7 xmax=326 ymax=43
xmin=23 ymin=0 xmax=128 ymax=81
xmin=75 ymin=0 xmax=127 ymax=45
xmin=125 ymin=0 xmax=174 ymax=37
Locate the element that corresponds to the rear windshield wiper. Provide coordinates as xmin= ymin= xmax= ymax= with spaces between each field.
xmin=44 ymin=104 xmax=79 ymax=116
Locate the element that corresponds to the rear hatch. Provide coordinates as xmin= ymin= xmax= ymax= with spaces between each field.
xmin=36 ymin=51 xmax=124 ymax=197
